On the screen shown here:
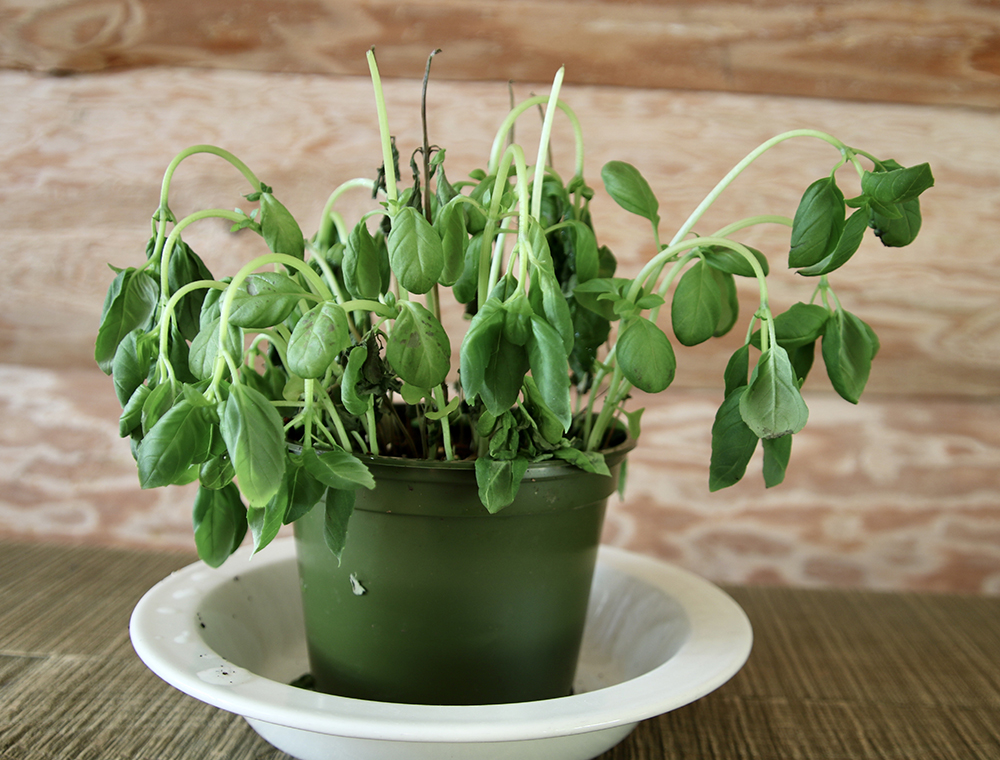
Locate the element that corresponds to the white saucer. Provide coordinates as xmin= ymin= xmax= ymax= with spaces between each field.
xmin=130 ymin=540 xmax=752 ymax=760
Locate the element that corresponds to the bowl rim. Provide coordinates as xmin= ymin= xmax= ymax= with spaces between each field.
xmin=130 ymin=540 xmax=752 ymax=744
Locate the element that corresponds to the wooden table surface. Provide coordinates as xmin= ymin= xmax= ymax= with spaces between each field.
xmin=2 ymin=538 xmax=998 ymax=759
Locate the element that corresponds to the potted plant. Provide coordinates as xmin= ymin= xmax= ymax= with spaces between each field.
xmin=97 ymin=50 xmax=932 ymax=705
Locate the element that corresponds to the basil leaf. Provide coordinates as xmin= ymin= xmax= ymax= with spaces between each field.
xmin=822 ymin=309 xmax=876 ymax=404
xmin=434 ymin=198 xmax=468 ymax=287
xmin=616 ymin=316 xmax=676 ymax=393
xmin=287 ymin=301 xmax=351 ymax=379
xmin=753 ymin=303 xmax=830 ymax=350
xmin=111 ymin=329 xmax=148 ymax=407
xmin=189 ymin=316 xmax=243 ymax=381
xmin=452 ymin=232 xmax=482 ymax=304
xmin=220 ymin=383 xmax=286 ymax=507
xmin=385 ymin=300 xmax=451 ymax=389
xmin=95 ymin=267 xmax=159 ymax=374
xmin=461 ymin=299 xmax=528 ymax=415
xmin=796 ymin=208 xmax=869 ymax=276
xmin=701 ymin=244 xmax=770 ymax=278
xmin=228 ymin=272 xmax=306 ymax=329
xmin=474 ymin=456 xmax=531 ymax=514
xmin=199 ymin=454 xmax=235 ymax=490
xmin=709 ymin=388 xmax=758 ymax=491
xmin=723 ymin=344 xmax=751 ymax=396
xmin=283 ymin=460 xmax=326 ymax=524
xmin=120 ymin=384 xmax=151 ymax=438
xmin=299 ymin=447 xmax=375 ymax=491
xmin=762 ymin=434 xmax=793 ymax=488
xmin=711 ymin=268 xmax=739 ymax=338
xmin=563 ymin=220 xmax=600 ymax=283
xmin=553 ymin=447 xmax=611 ymax=477
xmin=787 ymin=341 xmax=816 ymax=386
xmin=387 ymin=206 xmax=444 ymax=294
xmin=601 ymin=161 xmax=660 ymax=225
xmin=168 ymin=242 xmax=214 ymax=341
xmin=140 ymin=381 xmax=175 ymax=435
xmin=343 ymin=220 xmax=388 ymax=299
xmin=871 ymin=197 xmax=922 ymax=247
xmin=573 ymin=277 xmax=622 ymax=321
xmin=526 ymin=315 xmax=572 ymax=432
xmin=672 ymin=259 xmax=723 ymax=346
xmin=192 ymin=483 xmax=246 ymax=568
xmin=502 ymin=289 xmax=533 ymax=347
xmin=248 ymin=481 xmax=288 ymax=556
xmin=739 ymin=346 xmax=809 ymax=439
xmin=340 ymin=344 xmax=372 ymax=416
xmin=259 ymin=191 xmax=305 ymax=259
xmin=323 ymin=487 xmax=356 ymax=561
xmin=521 ymin=375 xmax=565 ymax=445
xmin=137 ymin=396 xmax=213 ymax=488
xmin=861 ymin=162 xmax=934 ymax=204
xmin=530 ymin=270 xmax=574 ymax=353
xmin=788 ymin=177 xmax=845 ymax=269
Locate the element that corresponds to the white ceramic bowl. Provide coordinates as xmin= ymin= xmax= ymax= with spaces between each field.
xmin=130 ymin=540 xmax=752 ymax=760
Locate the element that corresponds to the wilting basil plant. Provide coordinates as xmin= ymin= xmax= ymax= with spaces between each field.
xmin=96 ymin=50 xmax=933 ymax=567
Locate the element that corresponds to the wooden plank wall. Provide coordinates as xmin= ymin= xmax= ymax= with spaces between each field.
xmin=1 ymin=0 xmax=998 ymax=108
xmin=1 ymin=1 xmax=999 ymax=593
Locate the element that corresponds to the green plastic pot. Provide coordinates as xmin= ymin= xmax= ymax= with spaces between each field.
xmin=292 ymin=440 xmax=633 ymax=705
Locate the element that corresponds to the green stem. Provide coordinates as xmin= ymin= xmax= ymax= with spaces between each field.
xmin=159 ymin=145 xmax=261 ymax=210
xmin=367 ymin=49 xmax=398 ymax=204
xmin=478 ymin=144 xmax=530 ymax=305
xmin=158 ymin=209 xmax=247 ymax=308
xmin=712 ymin=215 xmax=793 ymax=238
xmin=316 ymin=178 xmax=377 ymax=248
xmin=530 ymin=67 xmax=565 ymax=220
xmin=432 ymin=384 xmax=454 ymax=460
xmin=669 ymin=129 xmax=852 ymax=248
xmin=488 ymin=96 xmax=585 ymax=180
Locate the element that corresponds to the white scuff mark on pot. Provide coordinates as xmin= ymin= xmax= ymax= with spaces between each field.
xmin=173 ymin=630 xmax=191 ymax=644
xmin=349 ymin=573 xmax=367 ymax=596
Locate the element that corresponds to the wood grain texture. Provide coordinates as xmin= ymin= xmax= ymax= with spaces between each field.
xmin=1 ymin=67 xmax=996 ymax=396
xmin=0 ymin=0 xmax=998 ymax=108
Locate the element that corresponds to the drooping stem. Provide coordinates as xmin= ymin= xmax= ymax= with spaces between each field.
xmin=669 ymin=129 xmax=854 ymax=248
xmin=488 ymin=96 xmax=585 ymax=180
xmin=530 ymin=67 xmax=565 ymax=220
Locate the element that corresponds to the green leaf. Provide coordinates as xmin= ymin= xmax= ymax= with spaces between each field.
xmin=601 ymin=161 xmax=660 ymax=225
xmin=460 ymin=300 xmax=528 ymax=415
xmin=228 ymin=272 xmax=306 ymax=329
xmin=259 ymin=191 xmax=305 ymax=259
xmin=340 ymin=344 xmax=373 ymax=416
xmin=672 ymin=259 xmax=723 ymax=346
xmin=140 ymin=381 xmax=175 ymax=435
xmin=788 ymin=177 xmax=846 ymax=269
xmin=525 ymin=315 xmax=572 ymax=432
xmin=95 ymin=268 xmax=159 ymax=374
xmin=796 ymin=208 xmax=869 ymax=276
xmin=452 ymin=232 xmax=482 ymax=304
xmin=711 ymin=268 xmax=739 ymax=338
xmin=385 ymin=300 xmax=451 ymax=389
xmin=739 ymin=347 xmax=810 ymax=439
xmin=192 ymin=483 xmax=246 ymax=568
xmin=502 ymin=289 xmax=533 ymax=346
xmin=343 ymin=221 xmax=389 ymax=298
xmin=111 ymin=329 xmax=148 ymax=407
xmin=198 ymin=454 xmax=235 ymax=490
xmin=168 ymin=243 xmax=214 ymax=341
xmin=553 ymin=447 xmax=611 ymax=476
xmin=753 ymin=303 xmax=830 ymax=350
xmin=220 ymin=383 xmax=286 ymax=507
xmin=701 ymin=244 xmax=770 ymax=278
xmin=521 ymin=375 xmax=565 ymax=445
xmin=573 ymin=277 xmax=623 ymax=321
xmin=286 ymin=301 xmax=351 ymax=379
xmin=562 ymin=220 xmax=600 ymax=283
xmin=299 ymin=447 xmax=375 ymax=491
xmin=283 ymin=460 xmax=326 ymax=524
xmin=120 ymin=384 xmax=151 ymax=438
xmin=137 ymin=396 xmax=213 ymax=488
xmin=188 ymin=316 xmax=243 ymax=381
xmin=821 ymin=309 xmax=876 ymax=404
xmin=617 ymin=317 xmax=676 ymax=393
xmin=709 ymin=388 xmax=759 ymax=491
xmin=475 ymin=456 xmax=530 ymax=514
xmin=323 ymin=488 xmax=356 ymax=561
xmin=787 ymin=341 xmax=816 ymax=386
xmin=762 ymin=435 xmax=793 ymax=488
xmin=724 ymin=344 xmax=751 ymax=396
xmin=387 ymin=205 xmax=444 ymax=294
xmin=248 ymin=481 xmax=288 ymax=556
xmin=531 ymin=270 xmax=575 ymax=354
xmin=434 ymin=198 xmax=468 ymax=286
xmin=870 ymin=198 xmax=922 ymax=247
xmin=861 ymin=162 xmax=934 ymax=204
